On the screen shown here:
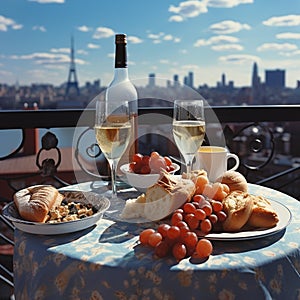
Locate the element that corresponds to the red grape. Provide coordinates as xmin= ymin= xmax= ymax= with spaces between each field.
xmin=196 ymin=239 xmax=213 ymax=258
xmin=157 ymin=224 xmax=170 ymax=238
xmin=183 ymin=202 xmax=196 ymax=214
xmin=148 ymin=232 xmax=162 ymax=247
xmin=155 ymin=240 xmax=170 ymax=258
xmin=200 ymin=219 xmax=212 ymax=233
xmin=182 ymin=231 xmax=198 ymax=249
xmin=171 ymin=212 xmax=183 ymax=225
xmin=172 ymin=242 xmax=187 ymax=261
xmin=167 ymin=226 xmax=181 ymax=240
xmin=139 ymin=228 xmax=155 ymax=245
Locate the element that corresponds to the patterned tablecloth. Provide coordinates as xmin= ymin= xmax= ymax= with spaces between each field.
xmin=13 ymin=183 xmax=300 ymax=300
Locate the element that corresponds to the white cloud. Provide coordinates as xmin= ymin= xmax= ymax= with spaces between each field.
xmin=148 ymin=32 xmax=164 ymax=39
xmin=263 ymin=15 xmax=300 ymax=27
xmin=279 ymin=50 xmax=300 ymax=57
xmin=32 ymin=25 xmax=46 ymax=32
xmin=211 ymin=44 xmax=243 ymax=51
xmin=28 ymin=0 xmax=64 ymax=3
xmin=169 ymin=15 xmax=184 ymax=22
xmin=50 ymin=48 xmax=70 ymax=53
xmin=148 ymin=32 xmax=180 ymax=43
xmin=77 ymin=49 xmax=88 ymax=55
xmin=207 ymin=0 xmax=253 ymax=8
xmin=12 ymin=24 xmax=23 ymax=30
xmin=219 ymin=54 xmax=259 ymax=64
xmin=93 ymin=27 xmax=115 ymax=39
xmin=0 ymin=15 xmax=22 ymax=31
xmin=210 ymin=20 xmax=251 ymax=34
xmin=194 ymin=35 xmax=239 ymax=47
xmin=87 ymin=43 xmax=100 ymax=49
xmin=10 ymin=52 xmax=87 ymax=65
xmin=168 ymin=0 xmax=208 ymax=21
xmin=77 ymin=25 xmax=92 ymax=32
xmin=257 ymin=42 xmax=298 ymax=52
xmin=163 ymin=34 xmax=174 ymax=41
xmin=127 ymin=36 xmax=143 ymax=44
xmin=276 ymin=32 xmax=300 ymax=40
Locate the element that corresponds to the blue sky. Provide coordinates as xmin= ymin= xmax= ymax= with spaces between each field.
xmin=1 ymin=0 xmax=300 ymax=88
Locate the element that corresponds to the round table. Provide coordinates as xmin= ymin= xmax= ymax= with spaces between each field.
xmin=13 ymin=183 xmax=300 ymax=300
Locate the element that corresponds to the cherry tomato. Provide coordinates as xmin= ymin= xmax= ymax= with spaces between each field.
xmin=132 ymin=153 xmax=143 ymax=163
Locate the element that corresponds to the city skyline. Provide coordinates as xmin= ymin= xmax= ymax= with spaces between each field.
xmin=1 ymin=0 xmax=300 ymax=88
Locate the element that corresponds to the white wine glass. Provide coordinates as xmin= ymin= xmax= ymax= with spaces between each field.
xmin=95 ymin=98 xmax=132 ymax=198
xmin=173 ymin=99 xmax=206 ymax=175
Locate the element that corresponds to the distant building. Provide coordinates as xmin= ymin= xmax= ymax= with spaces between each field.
xmin=184 ymin=72 xmax=194 ymax=88
xmin=265 ymin=69 xmax=285 ymax=89
xmin=173 ymin=75 xmax=180 ymax=88
xmin=221 ymin=73 xmax=226 ymax=87
xmin=148 ymin=73 xmax=155 ymax=87
xmin=251 ymin=62 xmax=261 ymax=104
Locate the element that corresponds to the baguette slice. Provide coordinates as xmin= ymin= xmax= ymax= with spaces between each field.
xmin=247 ymin=195 xmax=279 ymax=228
xmin=14 ymin=185 xmax=63 ymax=223
xmin=120 ymin=173 xmax=195 ymax=221
xmin=222 ymin=191 xmax=254 ymax=232
xmin=144 ymin=176 xmax=195 ymax=221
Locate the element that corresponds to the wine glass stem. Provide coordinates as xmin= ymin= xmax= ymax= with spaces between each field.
xmin=186 ymin=160 xmax=192 ymax=174
xmin=109 ymin=159 xmax=118 ymax=197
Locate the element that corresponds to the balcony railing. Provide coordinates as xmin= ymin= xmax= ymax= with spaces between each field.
xmin=0 ymin=105 xmax=299 ymax=201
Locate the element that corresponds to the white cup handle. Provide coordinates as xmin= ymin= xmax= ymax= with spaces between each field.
xmin=226 ymin=153 xmax=240 ymax=171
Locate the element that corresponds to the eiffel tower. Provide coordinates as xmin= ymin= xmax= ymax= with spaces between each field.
xmin=65 ymin=36 xmax=80 ymax=97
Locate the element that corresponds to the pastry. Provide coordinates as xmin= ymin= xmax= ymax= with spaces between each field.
xmin=247 ymin=195 xmax=279 ymax=228
xmin=216 ymin=170 xmax=248 ymax=192
xmin=222 ymin=191 xmax=254 ymax=232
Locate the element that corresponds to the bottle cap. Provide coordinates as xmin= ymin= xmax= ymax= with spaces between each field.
xmin=115 ymin=34 xmax=127 ymax=44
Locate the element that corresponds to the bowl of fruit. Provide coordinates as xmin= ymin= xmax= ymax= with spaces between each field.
xmin=120 ymin=152 xmax=180 ymax=192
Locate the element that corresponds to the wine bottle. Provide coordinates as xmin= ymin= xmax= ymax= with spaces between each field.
xmin=106 ymin=33 xmax=138 ymax=168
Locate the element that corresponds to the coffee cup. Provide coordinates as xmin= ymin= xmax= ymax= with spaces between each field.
xmin=194 ymin=146 xmax=240 ymax=182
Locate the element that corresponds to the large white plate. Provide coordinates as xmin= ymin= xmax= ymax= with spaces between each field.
xmin=201 ymin=200 xmax=292 ymax=241
xmin=2 ymin=191 xmax=110 ymax=235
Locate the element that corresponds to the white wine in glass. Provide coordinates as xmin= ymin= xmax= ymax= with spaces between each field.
xmin=173 ymin=99 xmax=206 ymax=174
xmin=95 ymin=99 xmax=132 ymax=198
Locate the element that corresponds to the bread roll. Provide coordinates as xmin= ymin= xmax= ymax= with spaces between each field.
xmin=216 ymin=171 xmax=248 ymax=192
xmin=222 ymin=191 xmax=254 ymax=232
xmin=247 ymin=195 xmax=279 ymax=228
xmin=13 ymin=185 xmax=63 ymax=222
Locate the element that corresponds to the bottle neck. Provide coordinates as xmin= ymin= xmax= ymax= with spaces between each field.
xmin=115 ymin=42 xmax=127 ymax=69
xmin=110 ymin=68 xmax=129 ymax=86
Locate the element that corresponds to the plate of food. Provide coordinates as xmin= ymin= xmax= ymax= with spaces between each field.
xmin=2 ymin=185 xmax=110 ymax=235
xmin=201 ymin=199 xmax=292 ymax=241
xmin=115 ymin=170 xmax=292 ymax=242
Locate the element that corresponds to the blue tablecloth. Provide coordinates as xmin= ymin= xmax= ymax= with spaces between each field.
xmin=13 ymin=184 xmax=300 ymax=300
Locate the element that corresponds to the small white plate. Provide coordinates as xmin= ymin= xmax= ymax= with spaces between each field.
xmin=2 ymin=191 xmax=110 ymax=235
xmin=201 ymin=200 xmax=292 ymax=241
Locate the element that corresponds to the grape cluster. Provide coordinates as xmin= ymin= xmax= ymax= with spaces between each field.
xmin=139 ymin=194 xmax=227 ymax=261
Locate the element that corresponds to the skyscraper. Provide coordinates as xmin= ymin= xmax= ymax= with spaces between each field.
xmin=251 ymin=62 xmax=261 ymax=104
xmin=148 ymin=73 xmax=155 ymax=87
xmin=265 ymin=69 xmax=285 ymax=88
